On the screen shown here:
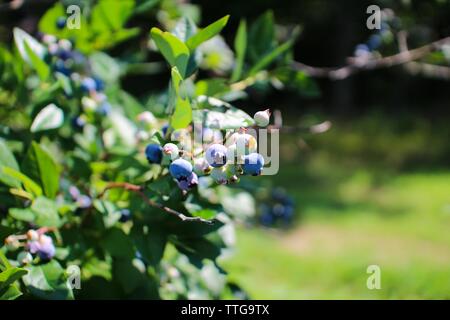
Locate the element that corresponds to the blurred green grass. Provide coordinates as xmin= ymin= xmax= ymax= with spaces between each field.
xmin=223 ymin=115 xmax=450 ymax=299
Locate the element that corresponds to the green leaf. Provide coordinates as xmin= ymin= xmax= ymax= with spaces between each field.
xmin=30 ymin=104 xmax=64 ymax=133
xmin=132 ymin=226 xmax=167 ymax=266
xmin=231 ymin=19 xmax=247 ymax=82
xmin=0 ymin=250 xmax=12 ymax=270
xmin=248 ymin=36 xmax=296 ymax=76
xmin=186 ymin=15 xmax=230 ymax=51
xmin=0 ymin=140 xmax=20 ymax=188
xmin=22 ymin=142 xmax=60 ymax=199
xmin=23 ymin=260 xmax=73 ymax=300
xmin=13 ymin=28 xmax=46 ymax=65
xmin=248 ymin=11 xmax=275 ymax=62
xmin=193 ymin=106 xmax=254 ymax=129
xmin=150 ymin=28 xmax=190 ymax=77
xmin=91 ymin=0 xmax=135 ymax=32
xmin=0 ymin=267 xmax=27 ymax=290
xmin=1 ymin=167 xmax=43 ymax=197
xmin=31 ymin=196 xmax=61 ymax=227
xmin=170 ymin=67 xmax=192 ymax=129
xmin=102 ymin=228 xmax=135 ymax=259
xmin=24 ymin=41 xmax=50 ymax=80
xmin=90 ymin=52 xmax=121 ymax=84
xmin=9 ymin=208 xmax=35 ymax=222
xmin=0 ymin=283 xmax=23 ymax=300
xmin=113 ymin=258 xmax=145 ymax=294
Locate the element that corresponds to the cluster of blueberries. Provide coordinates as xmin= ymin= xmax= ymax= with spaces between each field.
xmin=259 ymin=188 xmax=295 ymax=227
xmin=38 ymin=19 xmax=111 ymax=129
xmin=4 ymin=229 xmax=56 ymax=263
xmin=144 ymin=121 xmax=269 ymax=192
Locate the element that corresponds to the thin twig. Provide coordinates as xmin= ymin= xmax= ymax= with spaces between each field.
xmin=291 ymin=36 xmax=450 ymax=80
xmin=98 ymin=182 xmax=216 ymax=225
xmin=397 ymin=31 xmax=450 ymax=80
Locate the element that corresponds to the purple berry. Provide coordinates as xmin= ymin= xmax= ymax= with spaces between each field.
xmin=28 ymin=234 xmax=55 ymax=261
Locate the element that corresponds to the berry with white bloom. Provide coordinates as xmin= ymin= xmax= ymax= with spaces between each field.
xmin=17 ymin=251 xmax=33 ymax=265
xmin=163 ymin=143 xmax=179 ymax=160
xmin=254 ymin=109 xmax=271 ymax=127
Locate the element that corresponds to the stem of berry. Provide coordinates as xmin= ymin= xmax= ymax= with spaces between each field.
xmin=97 ymin=182 xmax=216 ymax=225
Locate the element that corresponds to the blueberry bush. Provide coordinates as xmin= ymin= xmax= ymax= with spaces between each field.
xmin=0 ymin=0 xmax=308 ymax=299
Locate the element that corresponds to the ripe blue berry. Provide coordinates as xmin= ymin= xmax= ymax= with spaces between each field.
xmin=161 ymin=123 xmax=169 ymax=136
xmin=169 ymin=158 xmax=193 ymax=180
xmin=242 ymin=153 xmax=264 ymax=176
xmin=145 ymin=144 xmax=163 ymax=164
xmin=80 ymin=77 xmax=97 ymax=92
xmin=56 ymin=17 xmax=66 ymax=29
xmin=205 ymin=144 xmax=228 ymax=167
xmin=97 ymin=102 xmax=111 ymax=116
xmin=71 ymin=116 xmax=86 ymax=129
xmin=119 ymin=209 xmax=132 ymax=222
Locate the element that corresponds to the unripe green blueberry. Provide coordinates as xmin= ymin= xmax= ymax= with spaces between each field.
xmin=17 ymin=251 xmax=33 ymax=265
xmin=163 ymin=143 xmax=179 ymax=160
xmin=254 ymin=109 xmax=271 ymax=127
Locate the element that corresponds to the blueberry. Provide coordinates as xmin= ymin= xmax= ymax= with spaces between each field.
xmin=57 ymin=49 xmax=72 ymax=61
xmin=367 ymin=34 xmax=382 ymax=50
xmin=77 ymin=195 xmax=92 ymax=209
xmin=80 ymin=77 xmax=97 ymax=92
xmin=163 ymin=143 xmax=179 ymax=160
xmin=242 ymin=153 xmax=264 ymax=176
xmin=161 ymin=123 xmax=169 ymax=136
xmin=94 ymin=77 xmax=104 ymax=91
xmin=176 ymin=172 xmax=198 ymax=191
xmin=28 ymin=234 xmax=55 ymax=261
xmin=56 ymin=17 xmax=66 ymax=29
xmin=260 ymin=212 xmax=274 ymax=226
xmin=97 ymin=102 xmax=111 ymax=116
xmin=119 ymin=209 xmax=132 ymax=222
xmin=202 ymin=128 xmax=223 ymax=144
xmin=354 ymin=43 xmax=371 ymax=57
xmin=145 ymin=144 xmax=163 ymax=164
xmin=205 ymin=144 xmax=228 ymax=167
xmin=72 ymin=116 xmax=86 ymax=129
xmin=169 ymin=158 xmax=193 ymax=180
xmin=54 ymin=59 xmax=72 ymax=76
xmin=253 ymin=109 xmax=271 ymax=127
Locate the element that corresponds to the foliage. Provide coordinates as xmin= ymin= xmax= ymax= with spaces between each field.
xmin=0 ymin=0 xmax=309 ymax=299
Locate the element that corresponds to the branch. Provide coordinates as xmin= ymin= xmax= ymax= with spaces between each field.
xmin=98 ymin=182 xmax=217 ymax=225
xmin=397 ymin=31 xmax=450 ymax=80
xmin=292 ymin=36 xmax=450 ymax=80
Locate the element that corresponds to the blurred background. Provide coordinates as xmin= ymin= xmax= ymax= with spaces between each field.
xmin=1 ymin=0 xmax=450 ymax=299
